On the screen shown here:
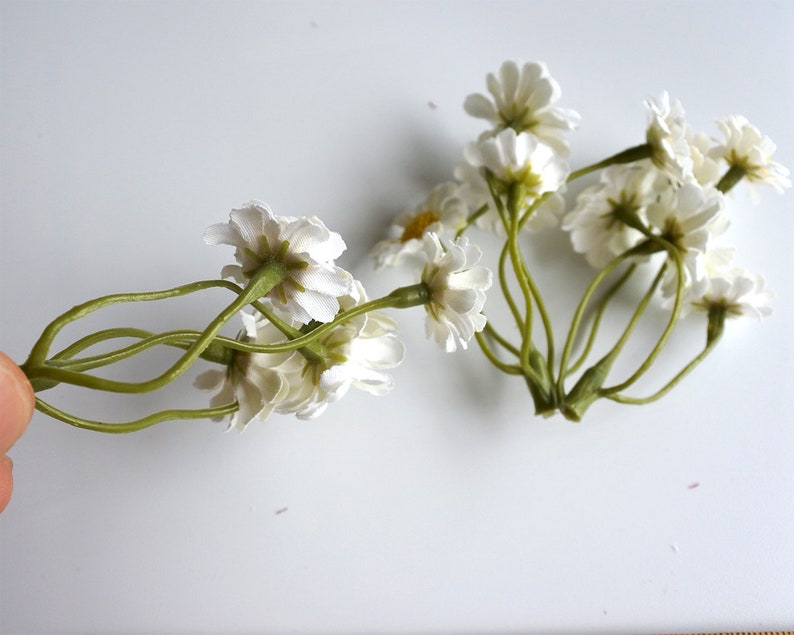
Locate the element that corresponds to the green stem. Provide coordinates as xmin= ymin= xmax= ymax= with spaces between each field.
xmin=24 ymin=279 xmax=243 ymax=369
xmin=567 ymin=143 xmax=654 ymax=182
xmin=606 ymin=327 xmax=722 ymax=405
xmin=715 ymin=164 xmax=746 ymax=194
xmin=474 ymin=332 xmax=522 ymax=375
xmin=483 ymin=322 xmax=520 ymax=358
xmin=601 ymin=242 xmax=685 ymax=395
xmin=498 ymin=242 xmax=525 ymax=331
xmin=599 ymin=261 xmax=667 ymax=372
xmin=567 ymin=264 xmax=636 ymax=375
xmin=23 ymin=264 xmax=286 ymax=393
xmin=34 ymin=396 xmax=238 ymax=434
xmin=48 ymin=330 xmax=209 ymax=373
xmin=457 ymin=203 xmax=489 ymax=238
xmin=557 ymin=251 xmax=630 ymax=398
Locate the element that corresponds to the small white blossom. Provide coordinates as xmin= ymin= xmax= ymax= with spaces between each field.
xmin=562 ymin=164 xmax=656 ymax=268
xmin=694 ymin=268 xmax=773 ymax=320
xmin=369 ymin=182 xmax=468 ymax=269
xmin=463 ymin=60 xmax=580 ymax=154
xmin=455 ymin=128 xmax=570 ymax=234
xmin=645 ymin=91 xmax=693 ymax=182
xmin=710 ymin=115 xmax=791 ymax=201
xmin=196 ymin=282 xmax=404 ymax=428
xmin=686 ymin=126 xmax=721 ymax=187
xmin=420 ymin=233 xmax=493 ymax=352
xmin=645 ymin=183 xmax=727 ymax=299
xmin=193 ymin=312 xmax=307 ymax=431
xmin=204 ymin=201 xmax=353 ymax=323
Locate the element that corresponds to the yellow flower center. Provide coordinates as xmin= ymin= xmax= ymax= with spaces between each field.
xmin=400 ymin=211 xmax=439 ymax=242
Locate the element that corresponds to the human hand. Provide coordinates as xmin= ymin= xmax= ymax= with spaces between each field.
xmin=0 ymin=352 xmax=35 ymax=513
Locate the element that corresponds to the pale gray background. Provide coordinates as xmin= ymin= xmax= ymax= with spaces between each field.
xmin=1 ymin=1 xmax=793 ymax=633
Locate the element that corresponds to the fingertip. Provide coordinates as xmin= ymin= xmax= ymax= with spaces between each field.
xmin=0 ymin=352 xmax=35 ymax=454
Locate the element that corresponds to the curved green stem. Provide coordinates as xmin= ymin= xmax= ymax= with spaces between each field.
xmin=483 ymin=322 xmax=520 ymax=358
xmin=601 ymin=242 xmax=685 ymax=395
xmin=498 ymin=242 xmax=525 ymax=331
xmin=23 ymin=265 xmax=286 ymax=393
xmin=474 ymin=332 xmax=522 ymax=375
xmin=567 ymin=264 xmax=636 ymax=375
xmin=606 ymin=327 xmax=721 ymax=405
xmin=457 ymin=203 xmax=489 ymax=238
xmin=567 ymin=143 xmax=654 ymax=182
xmin=34 ymin=396 xmax=238 ymax=434
xmin=557 ymin=251 xmax=630 ymax=397
xmin=49 ymin=330 xmax=204 ymax=372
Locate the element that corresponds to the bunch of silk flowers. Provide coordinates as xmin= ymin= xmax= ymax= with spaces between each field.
xmin=19 ymin=60 xmax=789 ymax=432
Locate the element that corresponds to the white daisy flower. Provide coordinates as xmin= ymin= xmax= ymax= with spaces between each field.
xmin=196 ymin=282 xmax=404 ymax=428
xmin=284 ymin=281 xmax=405 ymax=419
xmin=562 ymin=164 xmax=656 ymax=268
xmin=420 ymin=233 xmax=493 ymax=352
xmin=204 ymin=201 xmax=353 ymax=323
xmin=645 ymin=183 xmax=727 ymax=299
xmin=694 ymin=267 xmax=773 ymax=320
xmin=193 ymin=312 xmax=307 ymax=431
xmin=645 ymin=91 xmax=693 ymax=182
xmin=369 ymin=182 xmax=468 ymax=269
xmin=710 ymin=115 xmax=791 ymax=201
xmin=463 ymin=60 xmax=580 ymax=154
xmin=455 ymin=128 xmax=570 ymax=234
xmin=686 ymin=126 xmax=721 ymax=187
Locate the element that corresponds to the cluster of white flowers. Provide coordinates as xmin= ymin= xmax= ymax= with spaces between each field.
xmin=201 ymin=203 xmax=406 ymax=428
xmin=196 ymin=282 xmax=404 ymax=431
xmin=561 ymin=90 xmax=789 ymax=319
xmin=201 ymin=197 xmax=494 ymax=428
xmin=197 ymin=61 xmax=788 ymax=428
xmin=371 ymin=59 xmax=583 ymax=348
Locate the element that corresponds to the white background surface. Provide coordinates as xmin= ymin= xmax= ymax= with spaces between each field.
xmin=1 ymin=1 xmax=793 ymax=633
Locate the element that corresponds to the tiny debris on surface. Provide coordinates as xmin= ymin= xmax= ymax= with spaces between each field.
xmin=427 ymin=101 xmax=438 ymax=110
xmin=687 ymin=482 xmax=700 ymax=490
xmin=670 ymin=543 xmax=680 ymax=554
xmin=275 ymin=507 xmax=288 ymax=515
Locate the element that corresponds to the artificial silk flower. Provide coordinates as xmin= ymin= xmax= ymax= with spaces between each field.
xmin=420 ymin=233 xmax=493 ymax=353
xmin=645 ymin=91 xmax=693 ymax=182
xmin=693 ymin=267 xmax=773 ymax=320
xmin=369 ymin=182 xmax=468 ymax=269
xmin=204 ymin=201 xmax=353 ymax=323
xmin=686 ymin=126 xmax=721 ymax=187
xmin=193 ymin=311 xmax=307 ymax=431
xmin=197 ymin=282 xmax=404 ymax=426
xmin=455 ymin=128 xmax=570 ymax=234
xmin=710 ymin=115 xmax=791 ymax=201
xmin=275 ymin=280 xmax=405 ymax=419
xmin=562 ymin=164 xmax=656 ymax=268
xmin=463 ymin=60 xmax=580 ymax=155
xmin=645 ymin=183 xmax=727 ymax=299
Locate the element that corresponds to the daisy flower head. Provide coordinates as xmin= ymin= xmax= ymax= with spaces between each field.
xmin=686 ymin=126 xmax=722 ymax=188
xmin=710 ymin=115 xmax=791 ymax=201
xmin=420 ymin=233 xmax=493 ymax=353
xmin=197 ymin=282 xmax=404 ymax=428
xmin=645 ymin=182 xmax=728 ymax=299
xmin=193 ymin=311 xmax=307 ymax=431
xmin=645 ymin=91 xmax=693 ymax=182
xmin=562 ymin=164 xmax=657 ymax=268
xmin=204 ymin=201 xmax=353 ymax=323
xmin=463 ymin=60 xmax=580 ymax=154
xmin=455 ymin=128 xmax=570 ymax=234
xmin=369 ymin=182 xmax=468 ymax=269
xmin=693 ymin=267 xmax=773 ymax=321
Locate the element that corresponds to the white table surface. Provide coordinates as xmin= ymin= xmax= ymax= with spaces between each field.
xmin=1 ymin=1 xmax=793 ymax=633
